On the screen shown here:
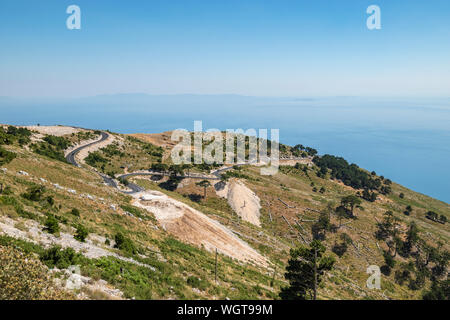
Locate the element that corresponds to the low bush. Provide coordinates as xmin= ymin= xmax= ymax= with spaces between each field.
xmin=1 ymin=245 xmax=74 ymax=299
xmin=187 ymin=276 xmax=208 ymax=290
xmin=85 ymin=152 xmax=107 ymax=167
xmin=31 ymin=137 xmax=68 ymax=162
xmin=114 ymin=233 xmax=137 ymax=254
xmin=74 ymin=224 xmax=89 ymax=242
xmin=0 ymin=195 xmax=37 ymax=220
xmin=39 ymin=245 xmax=81 ymax=269
xmin=21 ymin=185 xmax=46 ymax=202
xmin=43 ymin=215 xmax=60 ymax=234
xmin=69 ymin=208 xmax=80 ymax=217
xmin=0 ymin=147 xmax=16 ymax=165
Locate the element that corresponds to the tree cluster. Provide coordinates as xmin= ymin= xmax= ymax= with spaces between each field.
xmin=313 ymin=154 xmax=391 ymax=194
xmin=280 ymin=240 xmax=335 ymax=300
xmin=375 ymin=211 xmax=449 ymax=294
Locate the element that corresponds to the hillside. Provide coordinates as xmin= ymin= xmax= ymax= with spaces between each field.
xmin=0 ymin=125 xmax=448 ymax=300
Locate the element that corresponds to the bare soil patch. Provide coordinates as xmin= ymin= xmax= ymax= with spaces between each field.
xmin=132 ymin=190 xmax=267 ymax=267
xmin=24 ymin=125 xmax=81 ymax=136
xmin=216 ymin=180 xmax=262 ymax=227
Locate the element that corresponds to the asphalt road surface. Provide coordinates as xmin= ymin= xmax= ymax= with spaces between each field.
xmin=66 ymin=132 xmax=109 ymax=167
xmin=65 ymin=132 xmax=118 ymax=189
xmin=65 ymin=131 xmax=236 ymax=195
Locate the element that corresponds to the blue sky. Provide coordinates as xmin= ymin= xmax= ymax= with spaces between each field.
xmin=1 ymin=0 xmax=449 ymax=97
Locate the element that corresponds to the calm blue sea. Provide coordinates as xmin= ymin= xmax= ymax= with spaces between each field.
xmin=1 ymin=95 xmax=449 ymax=204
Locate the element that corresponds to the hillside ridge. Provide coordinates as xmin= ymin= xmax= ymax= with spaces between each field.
xmin=0 ymin=124 xmax=448 ymax=300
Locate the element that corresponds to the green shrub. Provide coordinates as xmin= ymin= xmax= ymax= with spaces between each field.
xmin=43 ymin=215 xmax=60 ymax=234
xmin=85 ymin=152 xmax=107 ymax=167
xmin=101 ymin=144 xmax=125 ymax=157
xmin=43 ymin=135 xmax=70 ymax=149
xmin=31 ymin=140 xmax=67 ymax=162
xmin=0 ymin=195 xmax=37 ymax=220
xmin=69 ymin=208 xmax=80 ymax=217
xmin=0 ymin=235 xmax=44 ymax=255
xmin=55 ymin=215 xmax=68 ymax=225
xmin=1 ymin=245 xmax=74 ymax=299
xmin=426 ymin=211 xmax=438 ymax=221
xmin=313 ymin=154 xmax=391 ymax=194
xmin=39 ymin=246 xmax=81 ymax=269
xmin=18 ymin=137 xmax=30 ymax=146
xmin=187 ymin=276 xmax=208 ymax=290
xmin=1 ymin=185 xmax=13 ymax=195
xmin=0 ymin=147 xmax=16 ymax=165
xmin=423 ymin=279 xmax=450 ymax=300
xmin=46 ymin=195 xmax=54 ymax=206
xmin=16 ymin=208 xmax=37 ymax=220
xmin=74 ymin=224 xmax=89 ymax=242
xmin=114 ymin=232 xmax=136 ymax=254
xmin=6 ymin=126 xmax=31 ymax=138
xmin=383 ymin=250 xmax=396 ymax=269
xmin=21 ymin=185 xmax=46 ymax=202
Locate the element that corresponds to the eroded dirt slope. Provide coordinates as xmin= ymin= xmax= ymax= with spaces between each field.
xmin=216 ymin=180 xmax=261 ymax=227
xmin=132 ymin=190 xmax=268 ymax=267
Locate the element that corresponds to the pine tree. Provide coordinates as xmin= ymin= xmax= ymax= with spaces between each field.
xmin=280 ymin=240 xmax=335 ymax=300
xmin=340 ymin=195 xmax=362 ymax=217
xmin=196 ymin=180 xmax=212 ymax=199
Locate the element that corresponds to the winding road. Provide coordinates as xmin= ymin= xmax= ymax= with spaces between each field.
xmin=66 ymin=132 xmax=109 ymax=167
xmin=65 ymin=130 xmax=286 ymax=195
xmin=65 ymin=132 xmax=119 ymax=189
xmin=65 ymin=131 xmax=228 ymax=195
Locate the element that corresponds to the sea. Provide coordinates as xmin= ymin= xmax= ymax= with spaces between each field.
xmin=1 ymin=94 xmax=449 ymax=204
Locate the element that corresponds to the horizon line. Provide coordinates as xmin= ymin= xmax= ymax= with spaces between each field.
xmin=1 ymin=93 xmax=450 ymax=101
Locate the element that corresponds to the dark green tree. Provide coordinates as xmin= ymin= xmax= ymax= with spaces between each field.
xmin=335 ymin=205 xmax=349 ymax=228
xmin=21 ymin=185 xmax=46 ymax=202
xmin=404 ymin=205 xmax=413 ymax=215
xmin=312 ymin=208 xmax=332 ymax=240
xmin=0 ymin=147 xmax=16 ymax=165
xmin=280 ymin=240 xmax=335 ymax=300
xmin=394 ymin=263 xmax=413 ymax=285
xmin=375 ymin=211 xmax=398 ymax=240
xmin=426 ymin=211 xmax=438 ymax=221
xmin=403 ymin=222 xmax=419 ymax=255
xmin=340 ymin=195 xmax=361 ymax=218
xmin=150 ymin=162 xmax=168 ymax=173
xmin=196 ymin=180 xmax=212 ymax=199
xmin=114 ymin=232 xmax=137 ymax=254
xmin=167 ymin=164 xmax=184 ymax=178
xmin=74 ymin=224 xmax=89 ymax=242
xmin=423 ymin=279 xmax=450 ymax=300
xmin=43 ymin=216 xmax=60 ymax=235
xmin=69 ymin=208 xmax=80 ymax=217
xmin=332 ymin=233 xmax=352 ymax=257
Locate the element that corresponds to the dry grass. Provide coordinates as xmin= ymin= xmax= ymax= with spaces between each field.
xmin=1 ymin=126 xmax=448 ymax=300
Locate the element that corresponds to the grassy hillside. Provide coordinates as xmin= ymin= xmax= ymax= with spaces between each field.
xmin=0 ymin=125 xmax=448 ymax=300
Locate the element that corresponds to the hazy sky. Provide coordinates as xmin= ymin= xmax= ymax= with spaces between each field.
xmin=1 ymin=0 xmax=449 ymax=98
